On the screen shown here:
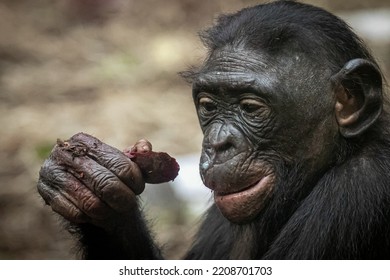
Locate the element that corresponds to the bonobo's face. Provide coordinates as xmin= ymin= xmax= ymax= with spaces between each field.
xmin=193 ymin=47 xmax=339 ymax=223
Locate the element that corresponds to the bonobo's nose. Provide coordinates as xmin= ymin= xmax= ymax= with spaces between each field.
xmin=209 ymin=135 xmax=235 ymax=161
xmin=201 ymin=122 xmax=245 ymax=168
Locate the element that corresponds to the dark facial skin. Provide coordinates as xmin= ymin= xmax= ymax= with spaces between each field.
xmin=193 ymin=46 xmax=340 ymax=223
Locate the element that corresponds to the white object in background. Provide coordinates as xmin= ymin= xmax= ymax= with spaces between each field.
xmin=171 ymin=154 xmax=212 ymax=215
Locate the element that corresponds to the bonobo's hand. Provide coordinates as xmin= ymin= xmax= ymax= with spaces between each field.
xmin=37 ymin=132 xmax=147 ymax=230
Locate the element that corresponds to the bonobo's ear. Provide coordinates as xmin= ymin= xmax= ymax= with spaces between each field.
xmin=331 ymin=58 xmax=383 ymax=138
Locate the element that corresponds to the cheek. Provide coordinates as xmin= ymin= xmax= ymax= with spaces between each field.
xmin=304 ymin=117 xmax=340 ymax=169
xmin=276 ymin=111 xmax=339 ymax=170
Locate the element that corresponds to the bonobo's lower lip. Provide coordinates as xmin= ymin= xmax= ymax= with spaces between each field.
xmin=214 ymin=180 xmax=259 ymax=196
xmin=214 ymin=174 xmax=274 ymax=224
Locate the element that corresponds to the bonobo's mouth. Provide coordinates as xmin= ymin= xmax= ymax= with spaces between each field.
xmin=200 ymin=156 xmax=275 ymax=223
xmin=212 ymin=174 xmax=275 ymax=224
xmin=214 ymin=179 xmax=260 ymax=195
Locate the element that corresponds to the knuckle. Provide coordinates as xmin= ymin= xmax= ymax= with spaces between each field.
xmin=110 ymin=157 xmax=133 ymax=176
xmin=81 ymin=195 xmax=101 ymax=213
xmin=91 ymin=170 xmax=116 ymax=194
xmin=69 ymin=132 xmax=100 ymax=149
xmin=70 ymin=208 xmax=88 ymax=224
xmin=39 ymin=161 xmax=67 ymax=186
xmin=70 ymin=132 xmax=91 ymax=141
xmin=111 ymin=160 xmax=145 ymax=195
xmin=51 ymin=195 xmax=87 ymax=224
xmin=99 ymin=182 xmax=137 ymax=212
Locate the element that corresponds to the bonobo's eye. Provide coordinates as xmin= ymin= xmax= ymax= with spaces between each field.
xmin=198 ymin=96 xmax=218 ymax=116
xmin=240 ymin=99 xmax=266 ymax=116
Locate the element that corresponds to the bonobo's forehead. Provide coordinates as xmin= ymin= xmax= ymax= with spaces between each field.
xmin=204 ymin=47 xmax=270 ymax=73
xmin=193 ymin=47 xmax=283 ymax=97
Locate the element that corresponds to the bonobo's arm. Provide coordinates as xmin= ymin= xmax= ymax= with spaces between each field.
xmin=37 ymin=133 xmax=163 ymax=259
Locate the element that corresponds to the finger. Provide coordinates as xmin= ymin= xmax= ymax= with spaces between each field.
xmin=127 ymin=139 xmax=153 ymax=154
xmin=39 ymin=159 xmax=116 ymax=219
xmin=65 ymin=132 xmax=145 ymax=195
xmin=50 ymin=148 xmax=139 ymax=212
xmin=37 ymin=178 xmax=89 ymax=224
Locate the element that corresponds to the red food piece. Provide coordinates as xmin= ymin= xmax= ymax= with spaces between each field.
xmin=124 ymin=150 xmax=180 ymax=184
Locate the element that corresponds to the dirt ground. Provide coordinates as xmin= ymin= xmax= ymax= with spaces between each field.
xmin=0 ymin=0 xmax=389 ymax=259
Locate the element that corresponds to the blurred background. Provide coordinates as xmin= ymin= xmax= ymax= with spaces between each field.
xmin=0 ymin=0 xmax=389 ymax=259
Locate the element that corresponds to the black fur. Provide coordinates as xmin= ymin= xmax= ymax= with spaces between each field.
xmin=70 ymin=208 xmax=162 ymax=260
xmin=186 ymin=119 xmax=390 ymax=259
xmin=201 ymin=1 xmax=373 ymax=70
xmin=183 ymin=1 xmax=375 ymax=82
xmin=183 ymin=1 xmax=390 ymax=259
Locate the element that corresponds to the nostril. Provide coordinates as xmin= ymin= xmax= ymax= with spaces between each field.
xmin=208 ymin=139 xmax=237 ymax=165
xmin=208 ymin=123 xmax=236 ymax=153
xmin=212 ymin=139 xmax=235 ymax=153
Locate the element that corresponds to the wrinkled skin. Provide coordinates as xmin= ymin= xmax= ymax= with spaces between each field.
xmin=38 ymin=133 xmax=146 ymax=230
xmin=192 ymin=46 xmax=340 ymax=223
xmin=38 ymin=133 xmax=165 ymax=259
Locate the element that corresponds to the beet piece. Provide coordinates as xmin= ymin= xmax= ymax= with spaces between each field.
xmin=124 ymin=150 xmax=180 ymax=184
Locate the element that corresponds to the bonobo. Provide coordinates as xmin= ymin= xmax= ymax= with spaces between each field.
xmin=37 ymin=1 xmax=390 ymax=259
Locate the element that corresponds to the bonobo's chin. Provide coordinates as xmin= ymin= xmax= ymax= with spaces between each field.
xmin=212 ymin=175 xmax=275 ymax=223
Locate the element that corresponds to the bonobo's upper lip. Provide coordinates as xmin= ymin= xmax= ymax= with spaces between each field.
xmin=202 ymin=160 xmax=272 ymax=195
